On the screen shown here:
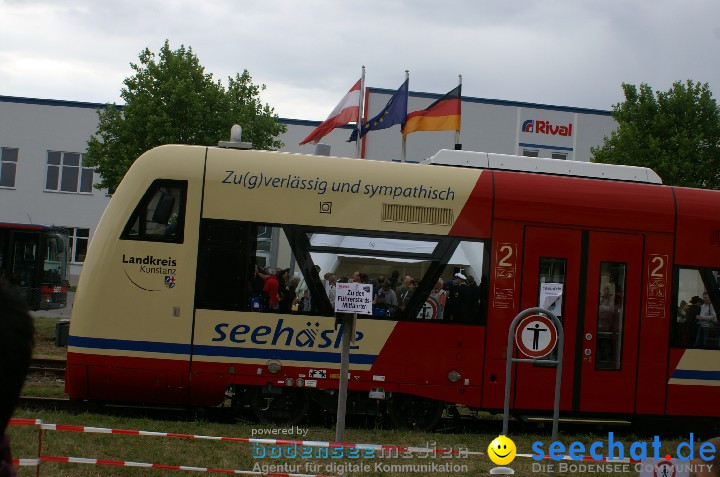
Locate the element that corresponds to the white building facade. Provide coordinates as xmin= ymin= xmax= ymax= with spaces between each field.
xmin=0 ymin=89 xmax=615 ymax=283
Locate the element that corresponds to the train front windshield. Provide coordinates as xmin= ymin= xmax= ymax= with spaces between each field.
xmin=0 ymin=226 xmax=69 ymax=309
xmin=43 ymin=232 xmax=69 ymax=285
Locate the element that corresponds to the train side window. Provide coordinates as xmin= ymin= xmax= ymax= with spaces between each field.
xmin=300 ymin=230 xmax=441 ymax=321
xmin=196 ymin=222 xmax=332 ymax=316
xmin=536 ymin=257 xmax=566 ymax=362
xmin=196 ymin=222 xmax=490 ymax=324
xmin=121 ymin=180 xmax=187 ymax=243
xmin=196 ymin=219 xmax=257 ymax=311
xmin=436 ymin=241 xmax=489 ymax=324
xmin=595 ymin=262 xmax=626 ymax=370
xmin=672 ymin=268 xmax=720 ymax=349
xmin=538 ymin=257 xmax=566 ymax=316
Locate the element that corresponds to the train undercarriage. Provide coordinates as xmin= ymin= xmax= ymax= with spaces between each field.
xmin=231 ymin=384 xmax=446 ymax=431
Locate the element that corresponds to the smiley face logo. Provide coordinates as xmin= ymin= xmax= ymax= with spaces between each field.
xmin=488 ymin=435 xmax=516 ymax=466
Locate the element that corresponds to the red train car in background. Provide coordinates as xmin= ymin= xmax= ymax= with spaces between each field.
xmin=0 ymin=222 xmax=69 ymax=310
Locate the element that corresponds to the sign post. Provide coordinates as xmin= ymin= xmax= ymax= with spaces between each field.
xmin=502 ymin=307 xmax=563 ymax=475
xmin=334 ymin=282 xmax=373 ymax=442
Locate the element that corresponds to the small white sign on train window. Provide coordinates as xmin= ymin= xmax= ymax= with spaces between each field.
xmin=539 ymin=283 xmax=563 ymax=317
xmin=335 ymin=283 xmax=373 ymax=315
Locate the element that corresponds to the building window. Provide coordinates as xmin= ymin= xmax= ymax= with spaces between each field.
xmin=0 ymin=147 xmax=18 ymax=188
xmin=68 ymin=228 xmax=90 ymax=263
xmin=551 ymin=152 xmax=567 ymax=160
xmin=45 ymin=151 xmax=94 ymax=193
xmin=522 ymin=149 xmax=539 ymax=157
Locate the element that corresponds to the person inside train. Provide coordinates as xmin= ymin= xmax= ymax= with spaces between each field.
xmin=395 ymin=275 xmax=413 ymax=299
xmin=388 ymin=270 xmax=400 ymax=290
xmin=262 ymin=268 xmax=280 ymax=310
xmin=695 ymin=292 xmax=718 ymax=348
xmin=685 ymin=296 xmax=703 ymax=346
xmin=597 ymin=286 xmax=616 ymax=363
xmin=467 ymin=275 xmax=481 ymax=319
xmin=326 ymin=274 xmax=337 ymax=310
xmin=399 ymin=277 xmax=417 ymax=311
xmin=373 ymin=280 xmax=398 ymax=317
xmin=278 ymin=269 xmax=295 ymax=313
xmin=676 ymin=300 xmax=692 ymax=347
xmin=295 ymin=265 xmax=322 ymax=312
xmin=446 ymin=272 xmax=472 ymax=322
xmin=0 ymin=285 xmax=35 ymax=477
xmin=430 ymin=278 xmax=447 ymax=320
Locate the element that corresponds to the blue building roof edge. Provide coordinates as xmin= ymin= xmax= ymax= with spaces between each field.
xmin=368 ymin=87 xmax=612 ymax=116
xmin=1 ymin=87 xmax=611 ymax=125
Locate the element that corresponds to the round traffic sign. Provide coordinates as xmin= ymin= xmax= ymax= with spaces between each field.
xmin=417 ymin=297 xmax=438 ymax=320
xmin=515 ymin=315 xmax=558 ymax=358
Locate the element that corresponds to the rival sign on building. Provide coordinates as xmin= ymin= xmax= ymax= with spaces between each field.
xmin=521 ymin=119 xmax=573 ymax=137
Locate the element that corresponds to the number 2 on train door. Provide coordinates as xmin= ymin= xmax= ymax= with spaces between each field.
xmin=493 ymin=243 xmax=518 ymax=309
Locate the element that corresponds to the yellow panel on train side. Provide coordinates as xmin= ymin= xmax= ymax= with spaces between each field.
xmin=669 ymin=349 xmax=720 ymax=387
xmin=192 ymin=310 xmax=397 ymax=371
xmin=69 ymin=145 xmax=206 ymax=358
xmin=202 ymin=148 xmax=482 ymax=235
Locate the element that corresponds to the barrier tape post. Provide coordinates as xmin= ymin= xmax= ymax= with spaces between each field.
xmin=36 ymin=419 xmax=43 ymax=477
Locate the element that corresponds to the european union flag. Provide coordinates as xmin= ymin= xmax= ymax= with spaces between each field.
xmin=348 ymin=79 xmax=409 ymax=142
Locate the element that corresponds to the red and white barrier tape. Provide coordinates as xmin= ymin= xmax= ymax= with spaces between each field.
xmin=39 ymin=455 xmax=339 ymax=476
xmin=15 ymin=418 xmax=640 ymax=463
xmin=8 ymin=418 xmax=42 ymax=426
xmin=10 ymin=458 xmax=40 ymax=467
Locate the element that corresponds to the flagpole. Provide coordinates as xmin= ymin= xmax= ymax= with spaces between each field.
xmin=454 ymin=74 xmax=462 ymax=150
xmin=401 ymin=70 xmax=409 ymax=163
xmin=356 ymin=66 xmax=365 ymax=159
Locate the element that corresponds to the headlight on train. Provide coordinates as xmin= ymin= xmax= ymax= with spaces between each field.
xmin=296 ymin=378 xmax=305 ymax=388
xmin=285 ymin=378 xmax=295 ymax=387
xmin=448 ymin=371 xmax=461 ymax=383
xmin=267 ymin=360 xmax=282 ymax=374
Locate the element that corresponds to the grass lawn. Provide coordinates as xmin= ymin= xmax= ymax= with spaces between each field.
xmin=32 ymin=316 xmax=68 ymax=360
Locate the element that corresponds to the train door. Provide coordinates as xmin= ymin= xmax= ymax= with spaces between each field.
xmin=514 ymin=226 xmax=582 ymax=411
xmin=578 ymin=232 xmax=643 ymax=413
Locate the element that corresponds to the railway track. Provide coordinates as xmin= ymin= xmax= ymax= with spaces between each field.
xmin=28 ymin=358 xmax=66 ymax=377
xmin=17 ymin=396 xmax=76 ymax=410
xmin=16 ymin=394 xmax=708 ymax=438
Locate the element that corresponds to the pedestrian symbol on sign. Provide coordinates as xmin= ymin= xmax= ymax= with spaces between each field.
xmin=527 ymin=323 xmax=547 ymax=350
xmin=515 ymin=315 xmax=558 ymax=359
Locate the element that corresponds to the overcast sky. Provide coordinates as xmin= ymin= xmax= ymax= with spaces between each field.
xmin=2 ymin=0 xmax=719 ymax=120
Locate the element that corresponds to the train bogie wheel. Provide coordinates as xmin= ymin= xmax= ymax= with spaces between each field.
xmin=251 ymin=388 xmax=309 ymax=425
xmin=387 ymin=393 xmax=444 ymax=431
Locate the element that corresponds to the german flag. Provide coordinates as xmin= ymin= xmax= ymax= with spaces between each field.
xmin=402 ymin=84 xmax=461 ymax=138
